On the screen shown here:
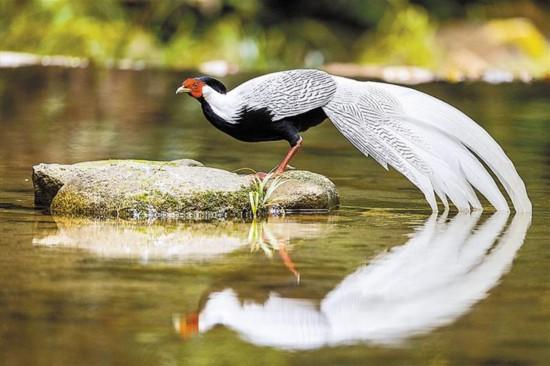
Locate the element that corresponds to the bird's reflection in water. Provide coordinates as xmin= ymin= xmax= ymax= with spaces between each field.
xmin=177 ymin=212 xmax=531 ymax=350
xmin=247 ymin=220 xmax=300 ymax=282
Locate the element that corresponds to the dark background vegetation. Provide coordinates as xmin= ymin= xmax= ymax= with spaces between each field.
xmin=1 ymin=0 xmax=549 ymax=77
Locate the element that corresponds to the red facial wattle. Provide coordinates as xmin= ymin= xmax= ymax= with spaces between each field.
xmin=182 ymin=78 xmax=205 ymax=98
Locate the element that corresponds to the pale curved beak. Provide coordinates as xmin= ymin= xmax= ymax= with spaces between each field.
xmin=176 ymin=86 xmax=191 ymax=95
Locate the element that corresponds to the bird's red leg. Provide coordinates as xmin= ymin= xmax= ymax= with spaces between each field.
xmin=278 ymin=242 xmax=300 ymax=283
xmin=274 ymin=138 xmax=303 ymax=174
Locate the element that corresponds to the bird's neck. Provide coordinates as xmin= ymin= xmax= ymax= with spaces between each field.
xmin=201 ymin=88 xmax=241 ymax=125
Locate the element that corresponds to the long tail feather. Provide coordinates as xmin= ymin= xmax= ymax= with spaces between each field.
xmin=378 ymin=83 xmax=531 ymax=212
xmin=323 ymin=77 xmax=531 ymax=212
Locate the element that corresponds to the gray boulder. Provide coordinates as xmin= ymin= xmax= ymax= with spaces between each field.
xmin=32 ymin=159 xmax=339 ymax=219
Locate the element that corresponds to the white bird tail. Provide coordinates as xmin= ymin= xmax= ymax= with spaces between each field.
xmin=323 ymin=77 xmax=532 ymax=213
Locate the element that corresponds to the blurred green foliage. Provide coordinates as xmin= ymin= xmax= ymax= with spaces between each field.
xmin=358 ymin=1 xmax=439 ymax=67
xmin=0 ymin=0 xmax=548 ymax=73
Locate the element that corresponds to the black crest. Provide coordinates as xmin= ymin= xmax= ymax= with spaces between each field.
xmin=197 ymin=76 xmax=227 ymax=94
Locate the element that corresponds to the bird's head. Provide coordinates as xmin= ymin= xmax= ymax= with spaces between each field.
xmin=176 ymin=76 xmax=227 ymax=99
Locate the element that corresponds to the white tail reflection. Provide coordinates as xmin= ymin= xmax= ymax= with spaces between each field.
xmin=194 ymin=212 xmax=531 ymax=349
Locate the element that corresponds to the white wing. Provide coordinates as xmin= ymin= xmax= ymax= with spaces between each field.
xmin=323 ymin=76 xmax=531 ymax=213
xmin=232 ymin=69 xmax=337 ymax=121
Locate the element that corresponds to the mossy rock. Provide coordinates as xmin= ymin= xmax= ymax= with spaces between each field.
xmin=268 ymin=170 xmax=340 ymax=212
xmin=32 ymin=159 xmax=203 ymax=206
xmin=32 ymin=159 xmax=339 ymax=220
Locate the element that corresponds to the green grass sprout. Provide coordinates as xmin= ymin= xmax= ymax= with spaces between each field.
xmin=248 ymin=173 xmax=287 ymax=219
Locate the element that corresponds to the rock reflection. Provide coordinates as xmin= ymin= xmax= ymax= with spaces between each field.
xmin=33 ymin=218 xmax=248 ymax=262
xmin=187 ymin=212 xmax=531 ymax=349
xmin=32 ymin=217 xmax=329 ymax=266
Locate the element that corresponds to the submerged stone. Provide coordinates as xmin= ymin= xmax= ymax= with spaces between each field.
xmin=32 ymin=159 xmax=339 ymax=220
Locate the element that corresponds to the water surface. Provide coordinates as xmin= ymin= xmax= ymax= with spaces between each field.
xmin=0 ymin=67 xmax=549 ymax=365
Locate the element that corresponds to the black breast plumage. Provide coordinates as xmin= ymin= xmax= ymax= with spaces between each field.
xmin=200 ymin=100 xmax=327 ymax=146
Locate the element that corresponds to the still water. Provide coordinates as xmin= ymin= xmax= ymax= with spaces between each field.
xmin=0 ymin=67 xmax=549 ymax=365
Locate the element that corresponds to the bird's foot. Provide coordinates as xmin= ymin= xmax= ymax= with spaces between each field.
xmin=273 ymin=164 xmax=295 ymax=176
xmin=252 ymin=165 xmax=294 ymax=181
xmin=254 ymin=171 xmax=269 ymax=180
